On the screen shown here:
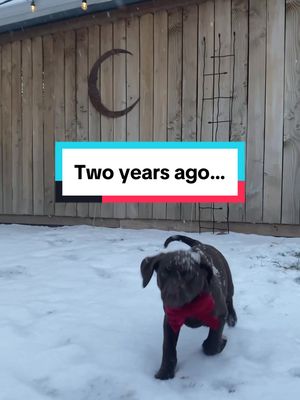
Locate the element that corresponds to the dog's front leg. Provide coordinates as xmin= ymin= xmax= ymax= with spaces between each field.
xmin=202 ymin=317 xmax=227 ymax=356
xmin=155 ymin=315 xmax=179 ymax=380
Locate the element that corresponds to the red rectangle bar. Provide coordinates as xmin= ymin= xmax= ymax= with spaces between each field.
xmin=102 ymin=182 xmax=245 ymax=203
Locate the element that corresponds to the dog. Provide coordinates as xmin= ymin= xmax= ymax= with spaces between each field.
xmin=140 ymin=235 xmax=237 ymax=380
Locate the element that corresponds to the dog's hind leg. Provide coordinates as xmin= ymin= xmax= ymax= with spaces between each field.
xmin=226 ymin=298 xmax=237 ymax=327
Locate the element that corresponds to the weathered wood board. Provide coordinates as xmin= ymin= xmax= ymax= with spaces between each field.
xmin=0 ymin=0 xmax=298 ymax=230
xmin=153 ymin=10 xmax=168 ymax=220
xmin=282 ymin=0 xmax=300 ymax=224
xmin=263 ymin=0 xmax=285 ymax=223
xmin=167 ymin=8 xmax=182 ymax=221
xmin=246 ymin=0 xmax=267 ymax=223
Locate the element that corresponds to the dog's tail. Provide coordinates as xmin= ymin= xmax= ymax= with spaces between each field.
xmin=164 ymin=235 xmax=202 ymax=249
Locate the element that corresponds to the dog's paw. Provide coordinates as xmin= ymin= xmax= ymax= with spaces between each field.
xmin=227 ymin=310 xmax=237 ymax=327
xmin=227 ymin=313 xmax=237 ymax=327
xmin=202 ymin=337 xmax=227 ymax=356
xmin=155 ymin=367 xmax=175 ymax=380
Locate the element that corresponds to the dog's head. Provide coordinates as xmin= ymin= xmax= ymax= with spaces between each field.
xmin=140 ymin=249 xmax=213 ymax=308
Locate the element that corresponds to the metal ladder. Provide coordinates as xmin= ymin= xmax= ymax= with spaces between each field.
xmin=198 ymin=32 xmax=236 ymax=234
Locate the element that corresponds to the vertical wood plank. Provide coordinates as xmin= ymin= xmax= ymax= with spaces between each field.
xmin=229 ymin=0 xmax=248 ymax=222
xmin=43 ymin=35 xmax=55 ymax=217
xmin=126 ymin=16 xmax=140 ymax=219
xmin=181 ymin=5 xmax=198 ymax=223
xmin=197 ymin=0 xmax=215 ymax=223
xmin=246 ymin=0 xmax=266 ymax=223
xmin=88 ymin=25 xmax=101 ymax=219
xmin=139 ymin=13 xmax=154 ymax=219
xmin=32 ymin=36 xmax=44 ymax=215
xmin=263 ymin=0 xmax=285 ymax=223
xmin=22 ymin=38 xmax=33 ymax=215
xmin=11 ymin=41 xmax=22 ymax=214
xmin=100 ymin=23 xmax=114 ymax=218
xmin=167 ymin=8 xmax=182 ymax=220
xmin=213 ymin=0 xmax=231 ymax=223
xmin=231 ymin=0 xmax=248 ymax=142
xmin=214 ymin=0 xmax=231 ymax=141
xmin=53 ymin=33 xmax=65 ymax=217
xmin=64 ymin=30 xmax=77 ymax=217
xmin=1 ymin=43 xmax=12 ymax=214
xmin=113 ymin=19 xmax=127 ymax=219
xmin=76 ymin=28 xmax=89 ymax=218
xmin=282 ymin=0 xmax=300 ymax=224
xmin=153 ymin=10 xmax=168 ymax=220
xmin=0 ymin=47 xmax=2 ymax=213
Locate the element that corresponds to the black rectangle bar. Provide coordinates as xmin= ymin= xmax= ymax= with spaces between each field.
xmin=55 ymin=181 xmax=102 ymax=203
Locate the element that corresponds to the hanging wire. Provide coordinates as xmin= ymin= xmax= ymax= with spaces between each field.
xmin=0 ymin=0 xmax=15 ymax=6
xmin=0 ymin=0 xmax=36 ymax=13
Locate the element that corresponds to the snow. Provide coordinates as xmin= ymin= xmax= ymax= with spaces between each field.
xmin=0 ymin=224 xmax=300 ymax=400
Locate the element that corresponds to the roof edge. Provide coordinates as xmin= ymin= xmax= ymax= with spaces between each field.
xmin=0 ymin=0 xmax=142 ymax=34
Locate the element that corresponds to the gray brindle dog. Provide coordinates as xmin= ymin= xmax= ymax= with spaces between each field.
xmin=140 ymin=235 xmax=237 ymax=380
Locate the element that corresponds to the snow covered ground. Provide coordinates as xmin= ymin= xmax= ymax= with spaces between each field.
xmin=0 ymin=224 xmax=300 ymax=400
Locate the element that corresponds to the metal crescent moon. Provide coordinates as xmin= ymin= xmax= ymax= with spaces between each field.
xmin=88 ymin=48 xmax=140 ymax=118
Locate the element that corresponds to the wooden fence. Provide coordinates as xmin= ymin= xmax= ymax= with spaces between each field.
xmin=0 ymin=0 xmax=299 ymax=228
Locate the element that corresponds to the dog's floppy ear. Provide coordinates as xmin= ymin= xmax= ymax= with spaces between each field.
xmin=140 ymin=255 xmax=161 ymax=288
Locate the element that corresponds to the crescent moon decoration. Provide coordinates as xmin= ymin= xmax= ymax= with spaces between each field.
xmin=88 ymin=48 xmax=140 ymax=118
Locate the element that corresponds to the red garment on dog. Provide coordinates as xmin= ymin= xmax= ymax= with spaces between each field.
xmin=164 ymin=293 xmax=220 ymax=333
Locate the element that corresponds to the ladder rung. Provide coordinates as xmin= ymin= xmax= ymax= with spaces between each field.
xmin=208 ymin=120 xmax=232 ymax=124
xmin=198 ymin=207 xmax=223 ymax=210
xmin=204 ymin=72 xmax=228 ymax=76
xmin=203 ymin=96 xmax=233 ymax=100
xmin=211 ymin=54 xmax=234 ymax=58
